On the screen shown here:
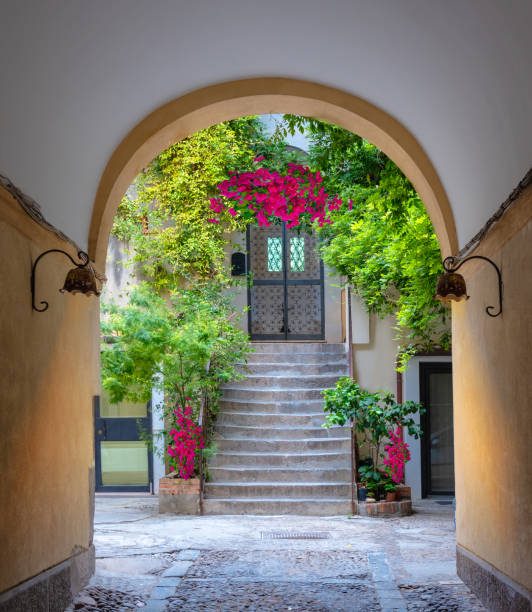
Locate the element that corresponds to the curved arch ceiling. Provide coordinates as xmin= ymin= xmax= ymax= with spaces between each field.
xmin=1 ymin=0 xmax=531 ymax=250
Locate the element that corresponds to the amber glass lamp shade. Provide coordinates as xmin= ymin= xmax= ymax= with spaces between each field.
xmin=60 ymin=267 xmax=101 ymax=297
xmin=435 ymin=272 xmax=468 ymax=303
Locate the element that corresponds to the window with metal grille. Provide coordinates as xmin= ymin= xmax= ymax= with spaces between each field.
xmin=267 ymin=237 xmax=283 ymax=272
xmin=290 ymin=236 xmax=305 ymax=271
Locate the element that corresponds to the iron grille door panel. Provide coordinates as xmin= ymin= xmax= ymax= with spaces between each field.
xmin=247 ymin=224 xmax=324 ymax=340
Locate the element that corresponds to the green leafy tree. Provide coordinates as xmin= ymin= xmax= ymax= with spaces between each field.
xmin=322 ymin=377 xmax=424 ymax=488
xmin=277 ymin=115 xmax=450 ymax=367
xmin=101 ymin=283 xmax=249 ymax=417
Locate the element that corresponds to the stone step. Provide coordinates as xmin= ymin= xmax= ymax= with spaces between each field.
xmin=204 ymin=481 xmax=351 ymax=498
xmin=218 ymin=399 xmax=326 ymax=414
xmin=238 ymin=362 xmax=348 ymax=376
xmin=208 ymin=466 xmax=352 ymax=482
xmin=209 ymin=451 xmax=351 ymax=468
xmin=215 ymin=424 xmax=349 ymax=440
xmin=245 ymin=352 xmax=347 ymax=365
xmin=250 ymin=342 xmax=346 ymax=354
xmin=229 ymin=374 xmax=344 ymax=389
xmin=216 ymin=411 xmax=328 ymax=427
xmin=215 ymin=437 xmax=351 ymax=453
xmin=221 ymin=388 xmax=326 ymax=402
xmin=202 ymin=498 xmax=352 ymax=515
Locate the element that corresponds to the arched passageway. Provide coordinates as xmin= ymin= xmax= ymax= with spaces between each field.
xmin=1 ymin=77 xmax=531 ymax=612
xmin=89 ymin=78 xmax=458 ymax=270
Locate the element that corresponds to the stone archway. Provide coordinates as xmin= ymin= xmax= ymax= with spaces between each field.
xmin=89 ymin=78 xmax=458 ymax=269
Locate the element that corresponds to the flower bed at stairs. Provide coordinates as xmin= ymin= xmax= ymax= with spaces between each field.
xmin=158 ymin=475 xmax=201 ymax=515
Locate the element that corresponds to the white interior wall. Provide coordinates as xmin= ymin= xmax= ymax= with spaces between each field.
xmin=2 ymin=2 xmax=531 ymax=249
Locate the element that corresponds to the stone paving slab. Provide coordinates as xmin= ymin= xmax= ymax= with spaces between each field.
xmin=150 ymin=585 xmax=178 ymax=600
xmin=162 ymin=561 xmax=193 ymax=577
xmin=176 ymin=549 xmax=202 ymax=561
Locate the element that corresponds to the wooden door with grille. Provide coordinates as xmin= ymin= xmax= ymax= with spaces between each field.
xmin=247 ymin=224 xmax=324 ymax=340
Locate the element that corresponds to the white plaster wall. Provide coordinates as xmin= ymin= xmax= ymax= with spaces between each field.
xmin=323 ymin=269 xmax=342 ymax=343
xmin=403 ymin=355 xmax=452 ymax=500
xmin=352 ymin=312 xmax=399 ymax=395
xmin=224 ymin=231 xmax=249 ymax=334
xmin=151 ymin=383 xmax=166 ymax=494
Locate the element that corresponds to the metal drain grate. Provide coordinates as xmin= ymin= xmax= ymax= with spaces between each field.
xmin=261 ymin=531 xmax=331 ymax=540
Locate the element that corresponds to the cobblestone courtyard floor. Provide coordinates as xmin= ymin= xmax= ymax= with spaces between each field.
xmin=68 ymin=496 xmax=486 ymax=611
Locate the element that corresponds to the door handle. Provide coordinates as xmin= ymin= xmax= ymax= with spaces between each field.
xmin=97 ymin=422 xmax=107 ymax=440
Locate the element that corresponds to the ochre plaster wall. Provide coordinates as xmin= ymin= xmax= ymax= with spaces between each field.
xmin=0 ymin=189 xmax=99 ymax=592
xmin=453 ymin=185 xmax=532 ymax=591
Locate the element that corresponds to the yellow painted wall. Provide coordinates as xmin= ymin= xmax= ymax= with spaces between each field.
xmin=453 ymin=186 xmax=532 ymax=591
xmin=0 ymin=189 xmax=99 ymax=592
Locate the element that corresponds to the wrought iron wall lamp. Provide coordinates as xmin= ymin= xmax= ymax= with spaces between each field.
xmin=435 ymin=255 xmax=502 ymax=317
xmin=31 ymin=249 xmax=100 ymax=312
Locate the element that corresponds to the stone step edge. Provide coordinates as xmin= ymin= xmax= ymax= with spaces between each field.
xmin=216 ymin=410 xmax=330 ymax=418
xmin=209 ymin=467 xmax=351 ymax=472
xmin=203 ymin=497 xmax=350 ymax=502
xmin=212 ymin=451 xmax=350 ymax=456
xmin=222 ymin=387 xmax=332 ymax=392
xmin=216 ymin=424 xmax=342 ymax=431
xmin=218 ymin=399 xmax=326 ymax=404
xmin=238 ymin=361 xmax=348 ymax=366
xmin=204 ymin=481 xmax=349 ymax=486
xmin=215 ymin=437 xmax=349 ymax=442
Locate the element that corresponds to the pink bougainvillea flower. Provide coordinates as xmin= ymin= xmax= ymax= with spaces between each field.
xmin=206 ymin=218 xmax=219 ymax=224
xmin=253 ymin=156 xmax=265 ymax=162
xmin=209 ymin=163 xmax=348 ymax=231
xmin=167 ymin=404 xmax=205 ymax=480
xmin=383 ymin=425 xmax=411 ymax=484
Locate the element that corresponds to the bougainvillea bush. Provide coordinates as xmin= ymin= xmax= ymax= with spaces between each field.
xmin=383 ymin=425 xmax=412 ymax=484
xmin=167 ymin=404 xmax=205 ymax=479
xmin=322 ymin=377 xmax=423 ymax=489
xmin=208 ymin=160 xmax=350 ymax=231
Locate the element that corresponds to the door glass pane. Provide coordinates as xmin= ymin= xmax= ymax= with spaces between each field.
xmin=267 ymin=237 xmax=283 ymax=272
xmin=290 ymin=236 xmax=305 ymax=271
xmin=429 ymin=371 xmax=454 ymax=492
xmin=286 ymin=229 xmax=320 ymax=279
xmin=101 ymin=394 xmax=147 ymax=418
xmin=101 ymin=441 xmax=149 ymax=485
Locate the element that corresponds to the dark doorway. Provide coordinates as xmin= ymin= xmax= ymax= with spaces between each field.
xmin=94 ymin=395 xmax=153 ymax=492
xmin=247 ymin=224 xmax=325 ymax=340
xmin=420 ymin=362 xmax=454 ymax=497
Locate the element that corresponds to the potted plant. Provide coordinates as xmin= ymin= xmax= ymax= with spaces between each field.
xmin=323 ymin=377 xmax=424 ymax=507
xmin=384 ymin=479 xmax=398 ymax=502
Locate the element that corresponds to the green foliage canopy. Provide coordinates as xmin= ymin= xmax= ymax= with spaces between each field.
xmin=101 ymin=283 xmax=249 ymax=412
xmin=278 ymin=115 xmax=450 ymax=367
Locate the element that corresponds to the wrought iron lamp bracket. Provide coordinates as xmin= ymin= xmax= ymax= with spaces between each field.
xmin=31 ymin=249 xmax=90 ymax=312
xmin=442 ymin=255 xmax=503 ymax=317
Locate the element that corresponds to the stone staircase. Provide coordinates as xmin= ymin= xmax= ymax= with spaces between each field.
xmin=203 ymin=342 xmax=352 ymax=515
